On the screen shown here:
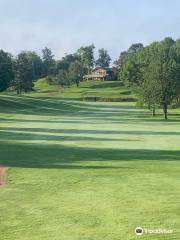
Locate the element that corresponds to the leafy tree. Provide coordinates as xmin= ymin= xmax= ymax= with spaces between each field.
xmin=172 ymin=39 xmax=180 ymax=106
xmin=135 ymin=42 xmax=161 ymax=116
xmin=115 ymin=43 xmax=143 ymax=67
xmin=156 ymin=37 xmax=179 ymax=119
xmin=77 ymin=45 xmax=95 ymax=74
xmin=96 ymin=48 xmax=111 ymax=68
xmin=13 ymin=52 xmax=34 ymax=94
xmin=26 ymin=51 xmax=43 ymax=79
xmin=55 ymin=69 xmax=70 ymax=87
xmin=56 ymin=54 xmax=79 ymax=72
xmin=127 ymin=43 xmax=144 ymax=55
xmin=68 ymin=60 xmax=84 ymax=87
xmin=120 ymin=38 xmax=180 ymax=119
xmin=0 ymin=50 xmax=14 ymax=91
xmin=119 ymin=53 xmax=141 ymax=86
xmin=114 ymin=51 xmax=127 ymax=70
xmin=54 ymin=54 xmax=81 ymax=87
xmin=138 ymin=37 xmax=178 ymax=119
xmin=55 ymin=48 xmax=94 ymax=87
xmin=42 ymin=47 xmax=55 ymax=76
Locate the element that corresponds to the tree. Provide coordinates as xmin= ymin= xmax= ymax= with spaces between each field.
xmin=139 ymin=37 xmax=178 ymax=119
xmin=115 ymin=44 xmax=143 ymax=68
xmin=156 ymin=37 xmax=178 ymax=119
xmin=54 ymin=69 xmax=70 ymax=87
xmin=26 ymin=51 xmax=43 ymax=79
xmin=77 ymin=45 xmax=95 ymax=74
xmin=127 ymin=43 xmax=144 ymax=55
xmin=120 ymin=38 xmax=180 ymax=119
xmin=13 ymin=52 xmax=34 ymax=94
xmin=55 ymin=47 xmax=94 ymax=88
xmin=114 ymin=51 xmax=127 ymax=70
xmin=0 ymin=50 xmax=13 ymax=92
xmin=68 ymin=60 xmax=84 ymax=87
xmin=172 ymin=39 xmax=180 ymax=106
xmin=119 ymin=53 xmax=141 ymax=86
xmin=42 ymin=47 xmax=55 ymax=76
xmin=56 ymin=54 xmax=79 ymax=72
xmin=135 ymin=42 xmax=161 ymax=116
xmin=96 ymin=48 xmax=111 ymax=68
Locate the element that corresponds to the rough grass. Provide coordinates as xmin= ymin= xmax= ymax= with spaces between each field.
xmin=0 ymin=81 xmax=180 ymax=240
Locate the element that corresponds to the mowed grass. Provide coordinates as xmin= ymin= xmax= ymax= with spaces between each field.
xmin=30 ymin=78 xmax=134 ymax=99
xmin=0 ymin=81 xmax=180 ymax=240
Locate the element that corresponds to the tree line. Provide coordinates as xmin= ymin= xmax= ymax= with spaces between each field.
xmin=0 ymin=46 xmax=112 ymax=93
xmin=115 ymin=37 xmax=180 ymax=119
xmin=1 ymin=37 xmax=180 ymax=119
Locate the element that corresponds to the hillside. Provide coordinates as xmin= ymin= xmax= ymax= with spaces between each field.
xmin=29 ymin=78 xmax=135 ymax=100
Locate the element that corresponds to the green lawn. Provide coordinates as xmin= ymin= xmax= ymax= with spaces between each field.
xmin=30 ymin=78 xmax=135 ymax=99
xmin=0 ymin=81 xmax=180 ymax=239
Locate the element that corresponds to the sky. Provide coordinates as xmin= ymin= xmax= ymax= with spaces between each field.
xmin=0 ymin=0 xmax=180 ymax=61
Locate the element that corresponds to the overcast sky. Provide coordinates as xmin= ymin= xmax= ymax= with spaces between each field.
xmin=0 ymin=0 xmax=180 ymax=61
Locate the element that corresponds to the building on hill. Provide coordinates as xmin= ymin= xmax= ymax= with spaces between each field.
xmin=83 ymin=67 xmax=115 ymax=81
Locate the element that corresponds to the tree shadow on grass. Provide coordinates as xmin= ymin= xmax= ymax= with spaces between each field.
xmin=0 ymin=127 xmax=180 ymax=136
xmin=0 ymin=95 xmax=180 ymax=122
xmin=0 ymin=129 xmax=139 ymax=142
xmin=0 ymin=142 xmax=179 ymax=169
